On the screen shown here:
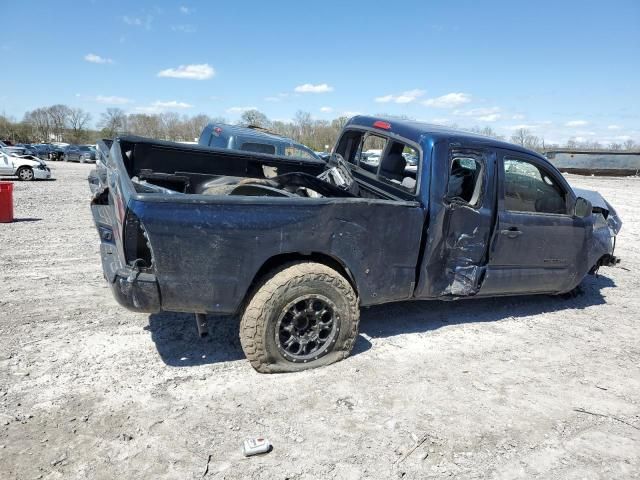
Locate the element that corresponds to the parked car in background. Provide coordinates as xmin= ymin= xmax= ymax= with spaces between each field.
xmin=32 ymin=144 xmax=53 ymax=160
xmin=49 ymin=144 xmax=67 ymax=161
xmin=0 ymin=140 xmax=27 ymax=156
xmin=65 ymin=145 xmax=96 ymax=163
xmin=0 ymin=147 xmax=52 ymax=180
xmin=15 ymin=144 xmax=38 ymax=156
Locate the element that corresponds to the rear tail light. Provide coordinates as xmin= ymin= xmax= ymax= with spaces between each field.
xmin=123 ymin=209 xmax=153 ymax=269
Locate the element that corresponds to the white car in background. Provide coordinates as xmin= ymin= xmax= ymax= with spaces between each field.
xmin=0 ymin=147 xmax=52 ymax=181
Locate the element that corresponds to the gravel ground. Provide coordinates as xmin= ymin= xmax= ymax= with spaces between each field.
xmin=1 ymin=162 xmax=639 ymax=480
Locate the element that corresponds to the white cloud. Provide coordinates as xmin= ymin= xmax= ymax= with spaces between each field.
xmin=374 ymin=89 xmax=425 ymax=104
xmin=565 ymin=120 xmax=588 ymax=127
xmin=607 ymin=124 xmax=621 ymax=130
xmin=320 ymin=106 xmax=333 ymax=113
xmin=179 ymin=6 xmax=192 ymax=14
xmin=505 ymin=124 xmax=538 ymax=131
xmin=477 ymin=113 xmax=501 ymax=122
xmin=152 ymin=100 xmax=192 ymax=109
xmin=134 ymin=100 xmax=193 ymax=114
xmin=341 ymin=111 xmax=361 ymax=117
xmin=453 ymin=106 xmax=500 ymax=117
xmin=157 ymin=63 xmax=215 ymax=80
xmin=511 ymin=114 xmax=525 ymax=120
xmin=264 ymin=96 xmax=281 ymax=102
xmin=123 ymin=15 xmax=152 ymax=30
xmin=171 ymin=24 xmax=196 ymax=33
xmin=123 ymin=15 xmax=142 ymax=25
xmin=95 ymin=95 xmax=132 ymax=105
xmin=84 ymin=53 xmax=113 ymax=64
xmin=226 ymin=106 xmax=257 ymax=113
xmin=294 ymin=83 xmax=334 ymax=93
xmin=422 ymin=92 xmax=471 ymax=108
xmin=614 ymin=135 xmax=631 ymax=141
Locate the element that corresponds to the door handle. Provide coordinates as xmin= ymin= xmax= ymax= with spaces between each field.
xmin=500 ymin=227 xmax=522 ymax=238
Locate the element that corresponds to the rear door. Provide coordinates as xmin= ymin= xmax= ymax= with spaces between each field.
xmin=479 ymin=150 xmax=584 ymax=295
xmin=415 ymin=143 xmax=498 ymax=298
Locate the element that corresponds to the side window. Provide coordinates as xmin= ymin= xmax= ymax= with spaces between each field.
xmin=240 ymin=142 xmax=276 ymax=155
xmin=335 ymin=130 xmax=365 ymax=165
xmin=378 ymin=141 xmax=419 ymax=193
xmin=356 ymin=134 xmax=387 ymax=174
xmin=284 ymin=146 xmax=315 ymax=160
xmin=447 ymin=152 xmax=484 ymax=206
xmin=503 ymin=158 xmax=566 ymax=214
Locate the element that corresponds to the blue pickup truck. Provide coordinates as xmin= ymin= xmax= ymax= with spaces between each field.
xmin=89 ymin=116 xmax=621 ymax=373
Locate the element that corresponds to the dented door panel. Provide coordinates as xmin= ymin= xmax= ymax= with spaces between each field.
xmin=414 ymin=142 xmax=497 ymax=298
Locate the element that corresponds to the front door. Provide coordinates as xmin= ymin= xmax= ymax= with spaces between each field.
xmin=480 ymin=151 xmax=585 ymax=295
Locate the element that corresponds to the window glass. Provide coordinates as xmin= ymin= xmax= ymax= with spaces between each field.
xmin=335 ymin=130 xmax=365 ymax=165
xmin=356 ymin=134 xmax=387 ymax=174
xmin=240 ymin=142 xmax=276 ymax=155
xmin=503 ymin=158 xmax=566 ymax=214
xmin=378 ymin=141 xmax=418 ymax=192
xmin=447 ymin=153 xmax=484 ymax=206
xmin=284 ymin=146 xmax=315 ymax=160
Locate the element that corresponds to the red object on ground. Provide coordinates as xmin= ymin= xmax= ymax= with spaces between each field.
xmin=0 ymin=181 xmax=14 ymax=223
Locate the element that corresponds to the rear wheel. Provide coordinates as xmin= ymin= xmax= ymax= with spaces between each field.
xmin=239 ymin=262 xmax=359 ymax=373
xmin=16 ymin=166 xmax=34 ymax=181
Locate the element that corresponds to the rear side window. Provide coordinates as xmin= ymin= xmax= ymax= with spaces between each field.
xmin=503 ymin=158 xmax=566 ymax=214
xmin=240 ymin=142 xmax=276 ymax=155
xmin=285 ymin=146 xmax=315 ymax=160
xmin=356 ymin=134 xmax=387 ymax=174
xmin=447 ymin=152 xmax=484 ymax=207
xmin=378 ymin=141 xmax=419 ymax=193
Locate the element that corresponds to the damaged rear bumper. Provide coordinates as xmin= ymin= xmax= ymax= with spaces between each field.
xmin=92 ymin=202 xmax=161 ymax=313
xmin=110 ymin=267 xmax=162 ymax=313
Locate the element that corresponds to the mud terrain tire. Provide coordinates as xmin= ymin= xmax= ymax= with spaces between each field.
xmin=239 ymin=262 xmax=359 ymax=373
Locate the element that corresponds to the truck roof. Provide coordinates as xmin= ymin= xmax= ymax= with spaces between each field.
xmin=200 ymin=123 xmax=320 ymax=160
xmin=347 ymin=115 xmax=546 ymax=159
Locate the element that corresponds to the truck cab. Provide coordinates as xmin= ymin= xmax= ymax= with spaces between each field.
xmin=334 ymin=116 xmax=620 ymax=298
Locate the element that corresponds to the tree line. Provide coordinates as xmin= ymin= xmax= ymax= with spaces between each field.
xmin=0 ymin=105 xmax=636 ymax=153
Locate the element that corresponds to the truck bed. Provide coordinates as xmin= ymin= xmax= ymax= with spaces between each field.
xmin=91 ymin=137 xmax=425 ymax=315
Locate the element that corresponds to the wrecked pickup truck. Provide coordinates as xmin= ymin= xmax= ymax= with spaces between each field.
xmin=89 ymin=116 xmax=621 ymax=373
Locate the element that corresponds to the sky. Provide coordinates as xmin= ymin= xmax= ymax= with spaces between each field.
xmin=1 ymin=0 xmax=639 ymax=145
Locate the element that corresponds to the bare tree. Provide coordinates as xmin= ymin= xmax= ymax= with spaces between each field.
xmin=23 ymin=108 xmax=52 ymax=141
xmin=99 ymin=108 xmax=127 ymax=138
xmin=623 ymin=139 xmax=636 ymax=151
xmin=239 ymin=109 xmax=270 ymax=128
xmin=47 ymin=104 xmax=72 ymax=141
xmin=69 ymin=108 xmax=91 ymax=133
xmin=469 ymin=126 xmax=504 ymax=140
xmin=511 ymin=128 xmax=529 ymax=147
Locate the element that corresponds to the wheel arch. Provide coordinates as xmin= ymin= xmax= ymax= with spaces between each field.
xmin=240 ymin=252 xmax=359 ymax=313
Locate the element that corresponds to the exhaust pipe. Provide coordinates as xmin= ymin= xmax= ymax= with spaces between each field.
xmin=195 ymin=313 xmax=208 ymax=337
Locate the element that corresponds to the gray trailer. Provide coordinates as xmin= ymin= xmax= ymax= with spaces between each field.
xmin=544 ymin=150 xmax=640 ymax=176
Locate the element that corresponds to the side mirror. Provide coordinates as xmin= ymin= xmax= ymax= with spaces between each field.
xmin=574 ymin=197 xmax=592 ymax=218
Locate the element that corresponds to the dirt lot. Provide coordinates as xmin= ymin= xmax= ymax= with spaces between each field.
xmin=1 ymin=161 xmax=639 ymax=479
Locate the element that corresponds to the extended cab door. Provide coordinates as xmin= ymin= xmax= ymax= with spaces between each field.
xmin=415 ymin=142 xmax=498 ymax=298
xmin=479 ymin=150 xmax=585 ymax=295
